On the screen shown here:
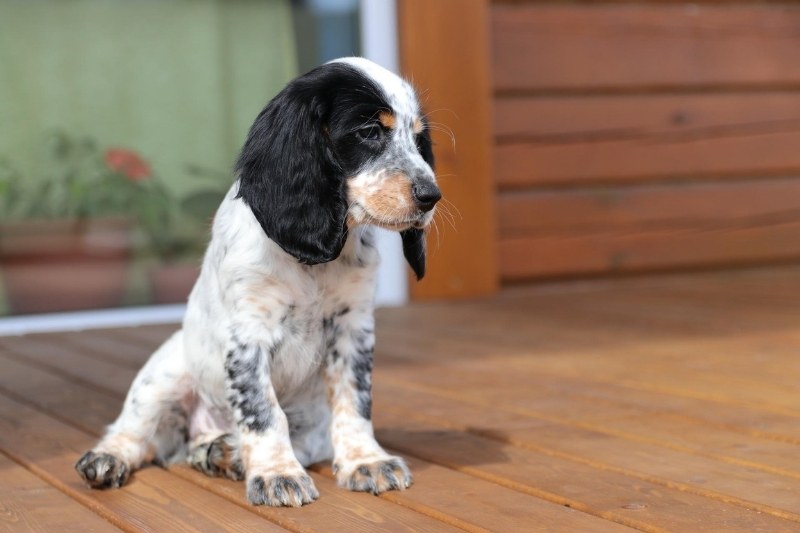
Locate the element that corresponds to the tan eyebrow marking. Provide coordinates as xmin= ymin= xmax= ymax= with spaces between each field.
xmin=378 ymin=111 xmax=397 ymax=129
xmin=412 ymin=117 xmax=424 ymax=134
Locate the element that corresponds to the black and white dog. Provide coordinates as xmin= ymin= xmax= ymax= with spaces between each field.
xmin=75 ymin=57 xmax=440 ymax=507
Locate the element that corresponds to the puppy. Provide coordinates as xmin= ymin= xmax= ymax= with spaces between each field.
xmin=75 ymin=57 xmax=440 ymax=507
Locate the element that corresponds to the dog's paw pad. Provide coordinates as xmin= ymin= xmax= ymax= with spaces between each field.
xmin=75 ymin=451 xmax=130 ymax=489
xmin=247 ymin=473 xmax=319 ymax=507
xmin=338 ymin=457 xmax=412 ymax=494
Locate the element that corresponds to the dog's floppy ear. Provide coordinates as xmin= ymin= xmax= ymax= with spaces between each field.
xmin=401 ymin=228 xmax=426 ymax=280
xmin=402 ymin=119 xmax=436 ymax=281
xmin=235 ymin=68 xmax=348 ymax=265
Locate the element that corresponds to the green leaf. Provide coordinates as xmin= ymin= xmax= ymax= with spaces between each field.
xmin=181 ymin=190 xmax=225 ymax=221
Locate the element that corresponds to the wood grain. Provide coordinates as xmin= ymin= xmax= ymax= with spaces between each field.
xmin=0 ymin=394 xmax=288 ymax=532
xmin=0 ymin=453 xmax=120 ymax=533
xmin=493 ymin=93 xmax=800 ymax=141
xmin=498 ymin=217 xmax=800 ymax=280
xmin=489 ymin=3 xmax=800 ymax=279
xmin=494 ymin=129 xmax=800 ymax=188
xmin=398 ymin=0 xmax=499 ymax=299
xmin=495 ymin=177 xmax=800 ymax=280
xmin=492 ymin=4 xmax=800 ymax=92
xmin=497 ymin=178 xmax=800 ymax=236
xmin=6 ymin=267 xmax=800 ymax=530
xmin=0 ymin=345 xmax=469 ymax=532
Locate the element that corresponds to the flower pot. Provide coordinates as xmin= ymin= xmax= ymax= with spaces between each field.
xmin=147 ymin=262 xmax=199 ymax=304
xmin=0 ymin=218 xmax=131 ymax=314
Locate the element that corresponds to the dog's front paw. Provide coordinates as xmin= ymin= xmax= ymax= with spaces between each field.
xmin=335 ymin=456 xmax=412 ymax=495
xmin=247 ymin=472 xmax=319 ymax=507
xmin=75 ymin=450 xmax=130 ymax=489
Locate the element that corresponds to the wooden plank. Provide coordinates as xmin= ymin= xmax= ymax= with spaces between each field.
xmin=3 ymin=328 xmax=756 ymax=530
xmin=492 ymin=4 xmax=800 ymax=92
xmin=373 ymin=376 xmax=800 ymax=502
xmin=398 ymin=0 xmax=499 ymax=299
xmin=311 ymin=457 xmax=633 ymax=533
xmin=497 ymin=178 xmax=800 ymax=236
xmin=0 ymin=453 xmax=120 ymax=533
xmin=0 ymin=395 xmax=288 ymax=533
xmin=493 ymin=92 xmax=800 ymax=141
xmin=168 ymin=464 xmax=463 ymax=533
xmin=0 ymin=335 xmax=135 ymax=395
xmin=371 ymin=408 xmax=800 ymax=532
xmin=100 ymin=324 xmax=179 ymax=347
xmin=494 ymin=129 xmax=800 ymax=188
xmin=28 ymin=326 xmax=800 ymax=528
xmin=498 ymin=217 xmax=800 ymax=280
xmin=0 ymin=348 xmax=631 ymax=533
xmin=371 ymin=383 xmax=800 ymax=523
xmin=0 ymin=343 xmax=470 ymax=531
xmin=38 ymin=332 xmax=152 ymax=369
xmin=0 ymin=386 xmax=459 ymax=533
xmin=495 ymin=177 xmax=800 ymax=280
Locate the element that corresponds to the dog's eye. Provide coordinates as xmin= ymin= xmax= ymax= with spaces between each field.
xmin=356 ymin=124 xmax=384 ymax=142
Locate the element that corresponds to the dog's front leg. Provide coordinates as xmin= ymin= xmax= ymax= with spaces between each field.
xmin=324 ymin=312 xmax=412 ymax=494
xmin=225 ymin=336 xmax=319 ymax=506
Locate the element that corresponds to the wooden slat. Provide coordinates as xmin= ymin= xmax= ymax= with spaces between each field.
xmin=6 ymin=266 xmax=800 ymax=530
xmin=0 ymin=331 xmax=739 ymax=532
xmin=0 ymin=351 xmax=630 ymax=533
xmin=493 ymin=93 xmax=800 ymax=141
xmin=398 ymin=0 xmax=499 ymax=299
xmin=494 ymin=128 xmax=800 ymax=188
xmin=0 ymin=453 xmax=120 ymax=533
xmin=371 ymin=410 xmax=798 ymax=532
xmin=495 ymin=177 xmax=800 ymax=280
xmin=492 ymin=4 xmax=800 ymax=92
xmin=0 ymin=344 xmax=472 ymax=532
xmin=497 ymin=178 xmax=800 ymax=236
xmin=372 ymin=379 xmax=800 ymax=516
xmin=498 ymin=216 xmax=800 ymax=280
xmin=0 ymin=395 xmax=288 ymax=533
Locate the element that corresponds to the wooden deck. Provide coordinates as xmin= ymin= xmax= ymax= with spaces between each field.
xmin=2 ymin=267 xmax=800 ymax=532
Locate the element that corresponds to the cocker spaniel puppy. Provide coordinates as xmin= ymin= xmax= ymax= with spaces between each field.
xmin=75 ymin=57 xmax=440 ymax=507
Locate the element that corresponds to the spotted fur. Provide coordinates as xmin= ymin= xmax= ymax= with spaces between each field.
xmin=75 ymin=57 xmax=439 ymax=507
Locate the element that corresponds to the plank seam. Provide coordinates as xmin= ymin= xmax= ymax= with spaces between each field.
xmin=494 ymin=85 xmax=800 ymax=98
xmin=45 ymin=334 xmax=145 ymax=370
xmin=0 ymin=348 xmax=123 ymax=401
xmin=0 ymin=387 xmax=304 ymax=533
xmin=0 ymin=448 xmax=126 ymax=532
xmin=377 ymin=382 xmax=800 ymax=523
xmin=307 ymin=464 xmax=491 ymax=533
xmin=0 ymin=346 xmax=476 ymax=532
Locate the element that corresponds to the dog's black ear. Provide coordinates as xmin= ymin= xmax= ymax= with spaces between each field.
xmin=401 ymin=228 xmax=426 ymax=280
xmin=403 ymin=117 xmax=436 ymax=281
xmin=235 ymin=69 xmax=348 ymax=265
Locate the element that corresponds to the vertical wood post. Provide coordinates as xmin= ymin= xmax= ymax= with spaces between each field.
xmin=397 ymin=0 xmax=499 ymax=300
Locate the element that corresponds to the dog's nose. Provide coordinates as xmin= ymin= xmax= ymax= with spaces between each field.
xmin=412 ymin=181 xmax=442 ymax=212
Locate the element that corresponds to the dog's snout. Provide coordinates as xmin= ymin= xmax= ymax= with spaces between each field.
xmin=412 ymin=181 xmax=441 ymax=212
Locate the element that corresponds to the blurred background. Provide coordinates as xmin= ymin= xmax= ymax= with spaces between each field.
xmin=0 ymin=0 xmax=373 ymax=321
xmin=3 ymin=0 xmax=800 ymax=324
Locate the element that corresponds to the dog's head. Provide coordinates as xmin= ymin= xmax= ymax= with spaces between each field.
xmin=235 ymin=57 xmax=439 ymax=280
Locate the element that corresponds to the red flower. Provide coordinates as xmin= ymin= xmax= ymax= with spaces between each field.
xmin=105 ymin=148 xmax=151 ymax=181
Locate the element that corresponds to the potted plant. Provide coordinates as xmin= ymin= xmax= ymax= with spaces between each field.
xmin=144 ymin=164 xmax=231 ymax=304
xmin=0 ymin=132 xmax=171 ymax=314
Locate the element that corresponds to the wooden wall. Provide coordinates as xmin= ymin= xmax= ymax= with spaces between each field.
xmin=493 ymin=2 xmax=800 ymax=282
xmin=398 ymin=0 xmax=499 ymax=299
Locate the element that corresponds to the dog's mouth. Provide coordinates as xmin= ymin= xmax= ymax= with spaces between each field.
xmin=348 ymin=202 xmax=433 ymax=232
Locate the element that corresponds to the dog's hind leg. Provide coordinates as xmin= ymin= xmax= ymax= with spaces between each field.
xmin=188 ymin=433 xmax=244 ymax=480
xmin=75 ymin=330 xmax=193 ymax=489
